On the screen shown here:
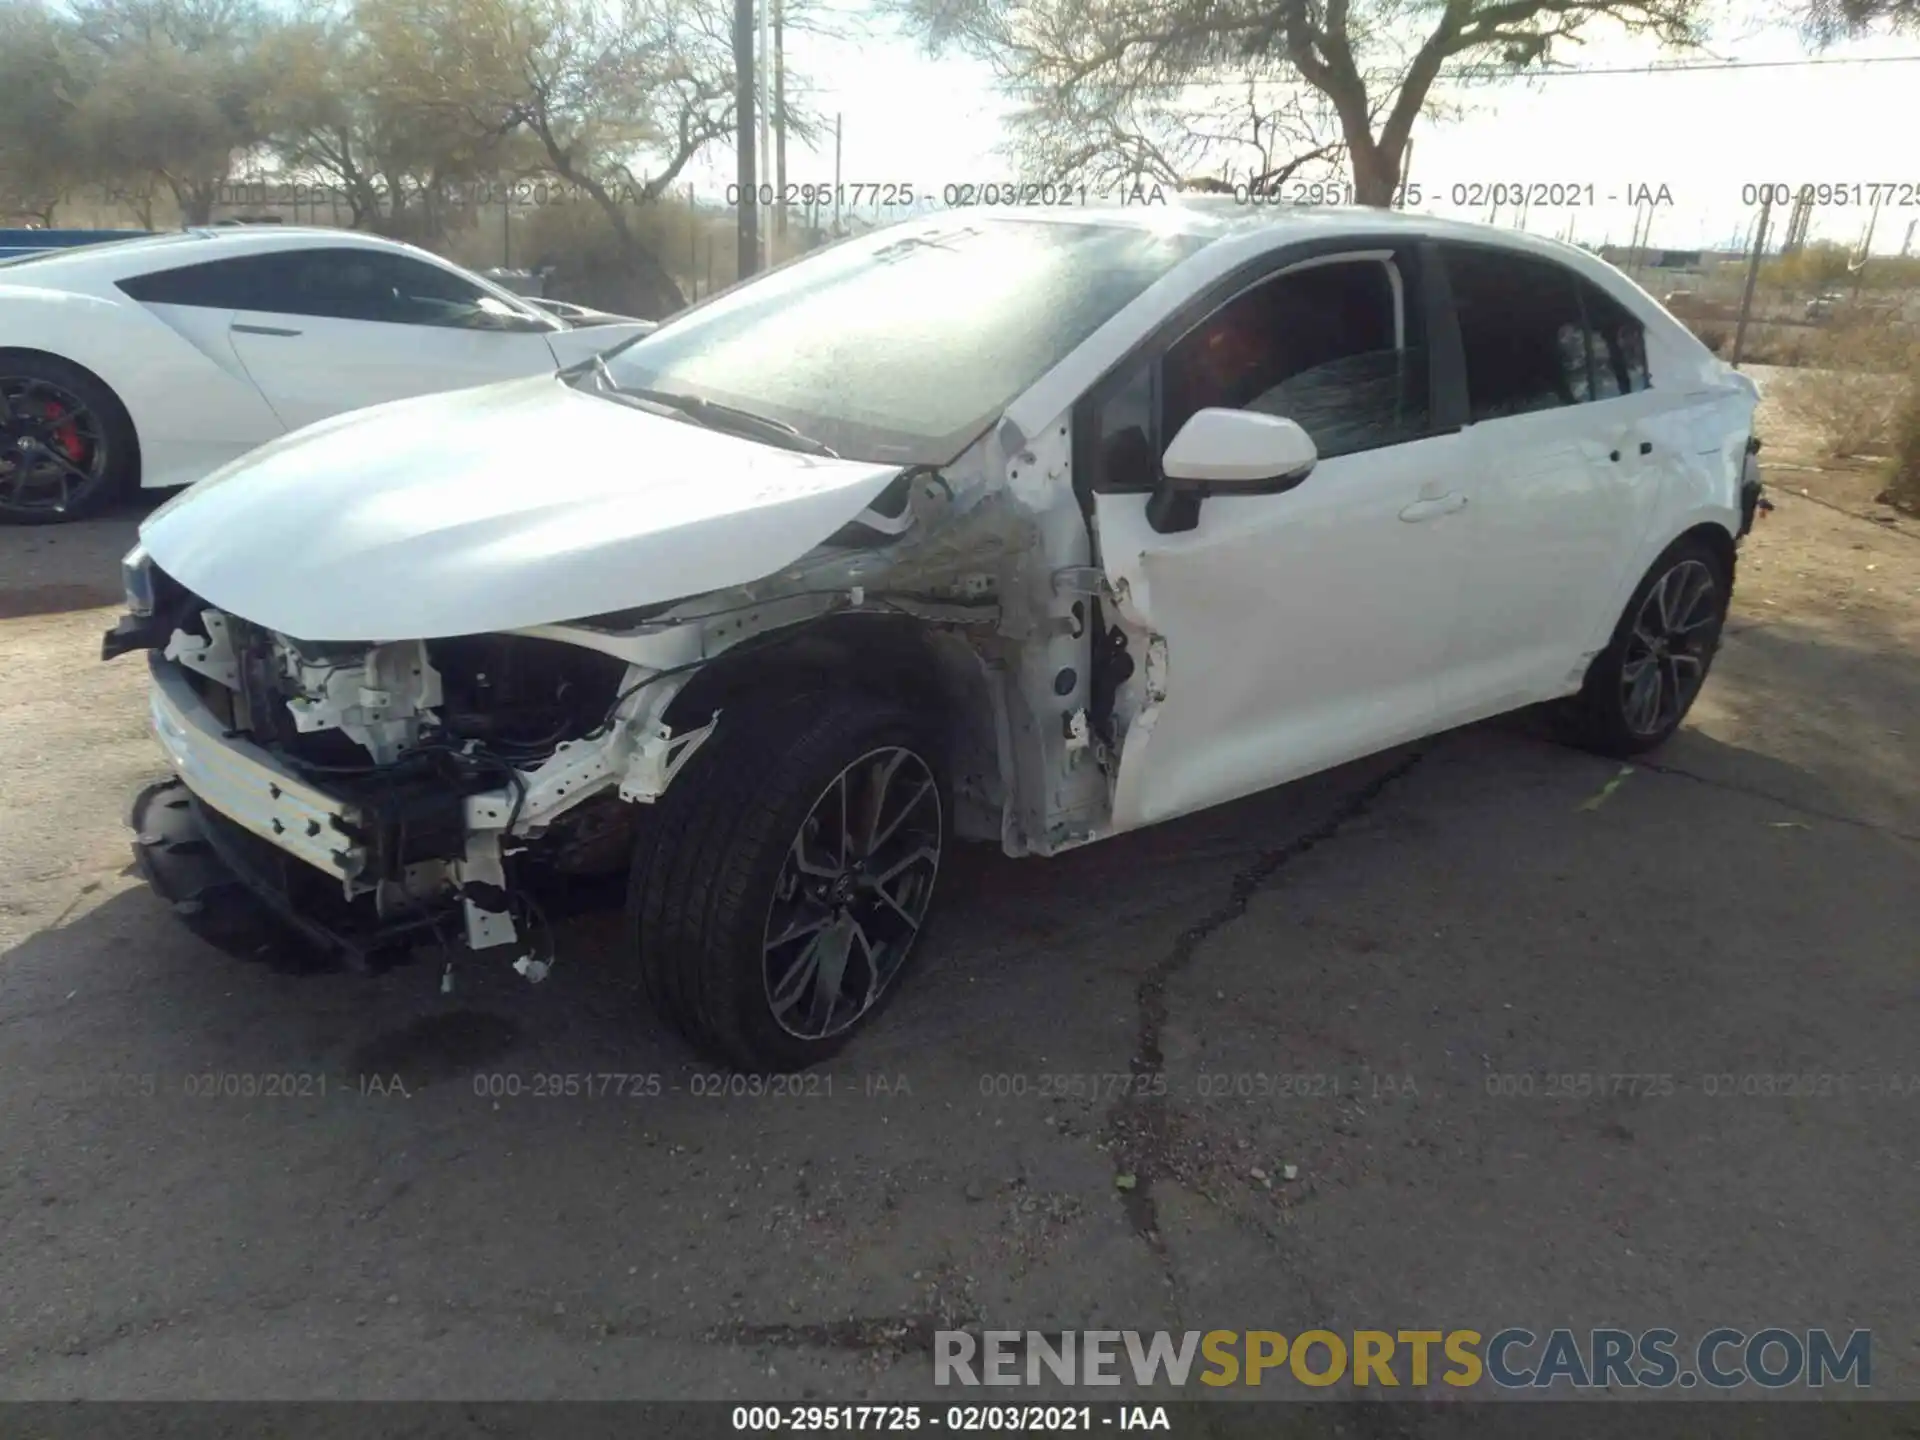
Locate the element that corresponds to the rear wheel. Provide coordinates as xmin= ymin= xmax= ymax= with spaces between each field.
xmin=1557 ymin=536 xmax=1731 ymax=756
xmin=629 ymin=692 xmax=948 ymax=1072
xmin=0 ymin=354 xmax=136 ymax=524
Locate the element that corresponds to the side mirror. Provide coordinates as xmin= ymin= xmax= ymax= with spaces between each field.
xmin=1146 ymin=408 xmax=1318 ymax=534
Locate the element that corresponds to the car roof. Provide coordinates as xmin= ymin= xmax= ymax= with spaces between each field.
xmin=0 ymin=225 xmax=436 ymax=282
xmin=936 ymin=197 xmax=1610 ymax=268
xmin=913 ymin=198 xmax=1651 ymax=314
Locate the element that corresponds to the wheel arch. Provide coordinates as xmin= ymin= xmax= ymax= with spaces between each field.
xmin=1672 ymin=517 xmax=1737 ymax=582
xmin=0 ymin=345 xmax=144 ymax=486
xmin=661 ymin=612 xmax=1012 ymax=845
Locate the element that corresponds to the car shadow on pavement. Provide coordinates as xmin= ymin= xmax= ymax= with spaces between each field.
xmin=3 ymin=617 xmax=1915 ymax=1396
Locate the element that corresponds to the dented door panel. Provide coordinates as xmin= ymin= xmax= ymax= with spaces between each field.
xmin=1092 ymin=432 xmax=1474 ymax=834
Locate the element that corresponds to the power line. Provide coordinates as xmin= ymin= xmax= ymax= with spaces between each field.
xmin=778 ymin=50 xmax=1920 ymax=97
xmin=1440 ymin=51 xmax=1920 ymax=76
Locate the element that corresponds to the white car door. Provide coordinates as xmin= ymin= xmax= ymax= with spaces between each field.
xmin=107 ymin=264 xmax=291 ymax=477
xmin=1088 ymin=249 xmax=1475 ymax=834
xmin=1427 ymin=245 xmax=1657 ymax=723
xmin=222 ymin=248 xmax=563 ymax=430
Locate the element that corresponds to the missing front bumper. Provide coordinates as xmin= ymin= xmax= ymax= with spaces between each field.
xmin=140 ymin=653 xmax=528 ymax=966
xmin=146 ymin=651 xmax=364 ymax=881
xmin=130 ymin=777 xmax=440 ymax=970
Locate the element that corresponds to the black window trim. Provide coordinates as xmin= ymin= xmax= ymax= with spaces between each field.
xmin=1075 ymin=233 xmax=1468 ymax=499
xmin=116 ymin=243 xmax=555 ymax=332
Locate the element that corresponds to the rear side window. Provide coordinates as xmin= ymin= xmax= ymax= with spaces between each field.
xmin=1582 ymin=281 xmax=1651 ymax=396
xmin=120 ymin=248 xmax=504 ymax=328
xmin=1442 ymin=245 xmax=1590 ymax=422
xmin=118 ymin=257 xmax=260 ymax=308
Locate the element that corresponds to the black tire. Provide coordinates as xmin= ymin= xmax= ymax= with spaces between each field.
xmin=628 ymin=691 xmax=950 ymax=1072
xmin=1556 ymin=535 xmax=1732 ymax=757
xmin=0 ymin=352 xmax=138 ymax=524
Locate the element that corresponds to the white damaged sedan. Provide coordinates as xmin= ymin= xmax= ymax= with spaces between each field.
xmin=103 ymin=203 xmax=1767 ymax=1071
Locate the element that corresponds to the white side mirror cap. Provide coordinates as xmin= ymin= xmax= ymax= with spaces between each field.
xmin=1162 ymin=408 xmax=1318 ymax=488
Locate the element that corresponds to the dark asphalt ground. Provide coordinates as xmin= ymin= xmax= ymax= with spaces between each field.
xmin=0 ymin=480 xmax=1915 ymax=1405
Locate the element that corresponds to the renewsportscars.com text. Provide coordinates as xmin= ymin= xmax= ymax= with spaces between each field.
xmin=934 ymin=1327 xmax=1870 ymax=1391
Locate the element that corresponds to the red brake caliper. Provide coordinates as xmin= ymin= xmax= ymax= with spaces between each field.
xmin=43 ymin=401 xmax=87 ymax=461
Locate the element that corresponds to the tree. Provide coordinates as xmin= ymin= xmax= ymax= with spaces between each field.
xmin=361 ymin=0 xmax=742 ymax=314
xmin=256 ymin=13 xmax=524 ymax=235
xmin=68 ymin=0 xmax=278 ymax=223
xmin=0 ymin=2 xmax=97 ymax=224
xmin=1801 ymin=0 xmax=1919 ymax=43
xmin=893 ymin=0 xmax=1708 ymax=206
xmin=1006 ymin=67 xmax=1348 ymax=194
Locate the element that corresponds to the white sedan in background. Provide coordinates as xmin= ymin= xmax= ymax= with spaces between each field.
xmin=0 ymin=227 xmax=655 ymax=522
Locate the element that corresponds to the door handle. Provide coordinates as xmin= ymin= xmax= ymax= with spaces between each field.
xmin=232 ymin=323 xmax=303 ymax=337
xmin=1399 ymin=493 xmax=1468 ymax=522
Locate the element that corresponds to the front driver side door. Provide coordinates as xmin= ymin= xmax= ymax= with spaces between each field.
xmin=223 ymin=248 xmax=563 ymax=430
xmin=1088 ymin=246 xmax=1476 ymax=834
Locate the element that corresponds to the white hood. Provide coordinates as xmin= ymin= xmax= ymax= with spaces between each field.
xmin=139 ymin=375 xmax=904 ymax=641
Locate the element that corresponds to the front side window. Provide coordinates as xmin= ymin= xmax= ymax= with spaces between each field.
xmin=262 ymin=250 xmax=526 ymax=329
xmin=1085 ymin=254 xmax=1430 ymax=488
xmin=1444 ymin=245 xmax=1590 ymax=422
xmin=594 ymin=218 xmax=1209 ymax=465
xmin=1169 ymin=258 xmax=1429 ymax=460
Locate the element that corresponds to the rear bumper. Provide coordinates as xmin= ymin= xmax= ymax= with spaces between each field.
xmin=146 ymin=652 xmax=364 ymax=883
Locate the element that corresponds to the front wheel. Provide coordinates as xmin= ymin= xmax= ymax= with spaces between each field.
xmin=629 ymin=693 xmax=949 ymax=1072
xmin=1557 ymin=536 xmax=1731 ymax=757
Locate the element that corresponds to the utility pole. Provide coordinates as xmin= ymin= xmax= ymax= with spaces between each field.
xmin=774 ymin=0 xmax=787 ymax=241
xmin=733 ymin=0 xmax=758 ymax=279
xmin=757 ymin=0 xmax=771 ymax=269
xmin=832 ymin=112 xmax=842 ymax=235
xmin=1731 ymin=191 xmax=1773 ymax=370
xmin=1849 ymin=190 xmax=1882 ymax=306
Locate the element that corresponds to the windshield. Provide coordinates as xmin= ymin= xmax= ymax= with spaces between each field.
xmin=592 ymin=218 xmax=1208 ymax=464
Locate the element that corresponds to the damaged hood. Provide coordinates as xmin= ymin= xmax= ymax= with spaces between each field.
xmin=139 ymin=375 xmax=905 ymax=641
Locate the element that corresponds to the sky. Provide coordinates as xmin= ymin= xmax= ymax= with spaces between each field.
xmin=680 ymin=2 xmax=1920 ymax=257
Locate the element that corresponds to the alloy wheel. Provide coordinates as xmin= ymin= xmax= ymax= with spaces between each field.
xmin=0 ymin=376 xmax=109 ymax=518
xmin=1620 ymin=558 xmax=1721 ymax=738
xmin=761 ymin=746 xmax=943 ymax=1041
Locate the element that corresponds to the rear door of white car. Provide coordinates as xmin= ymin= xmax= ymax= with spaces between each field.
xmin=1428 ymin=243 xmax=1659 ymax=723
xmin=1087 ymin=240 xmax=1476 ymax=833
xmin=221 ymin=248 xmax=563 ymax=429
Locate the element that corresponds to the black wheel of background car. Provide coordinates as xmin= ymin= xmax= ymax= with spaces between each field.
xmin=0 ymin=354 xmax=136 ymax=524
xmin=1557 ymin=536 xmax=1731 ymax=757
xmin=628 ymin=692 xmax=949 ymax=1072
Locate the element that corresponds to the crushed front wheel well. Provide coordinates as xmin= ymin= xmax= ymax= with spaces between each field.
xmin=661 ymin=612 xmax=1009 ymax=843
